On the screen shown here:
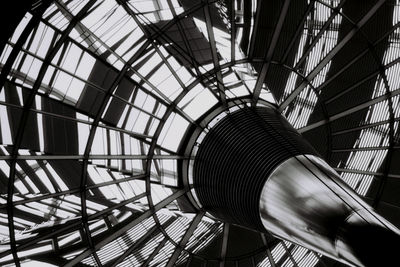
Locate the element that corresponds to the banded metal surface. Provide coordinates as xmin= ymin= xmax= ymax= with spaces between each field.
xmin=193 ymin=106 xmax=318 ymax=230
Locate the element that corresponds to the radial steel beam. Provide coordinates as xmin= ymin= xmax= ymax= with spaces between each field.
xmin=332 ymin=146 xmax=390 ymax=153
xmin=164 ymin=0 xmax=221 ymax=103
xmin=230 ymin=0 xmax=236 ymax=61
xmin=279 ymin=0 xmax=387 ymax=111
xmin=280 ymin=0 xmax=316 ymax=63
xmin=324 ymin=57 xmax=400 ymax=105
xmin=219 ymin=223 xmax=230 ymax=267
xmin=107 ymin=217 xmax=176 ymax=267
xmin=0 ymin=173 xmax=147 ymax=208
xmin=293 ymin=0 xmax=346 ymax=69
xmin=281 ymin=242 xmax=299 ymax=267
xmin=166 ymin=211 xmax=205 ymax=267
xmin=202 ymin=0 xmax=227 ymax=104
xmin=332 ymin=117 xmax=400 ymax=136
xmin=298 ymin=87 xmax=400 ymax=133
xmin=260 ymin=234 xmax=277 ymax=267
xmin=333 ymin=167 xmax=400 ymax=179
xmin=116 ymin=0 xmax=187 ymax=92
xmin=5 ymin=2 xmax=97 ymax=265
xmin=64 ymin=189 xmax=187 ymax=267
xmin=0 ymin=96 xmax=154 ymax=140
xmin=252 ymin=0 xmax=291 ymax=104
xmin=141 ymin=237 xmax=168 ymax=267
xmin=265 ymin=247 xmax=276 ymax=267
xmin=121 ymin=0 xmax=222 ymax=108
xmin=74 ymin=10 xmax=200 ymax=258
xmin=87 ymin=192 xmax=147 ymax=221
xmin=0 ymin=154 xmax=191 ymax=160
xmin=247 ymin=0 xmax=261 ymax=59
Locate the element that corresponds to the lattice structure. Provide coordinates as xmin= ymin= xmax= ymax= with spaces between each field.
xmin=0 ymin=0 xmax=400 ymax=266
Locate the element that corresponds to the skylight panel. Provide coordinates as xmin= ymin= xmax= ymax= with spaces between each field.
xmin=149 ymin=240 xmax=175 ymax=266
xmin=81 ymin=0 xmax=116 ymax=29
xmin=122 ymin=39 xmax=146 ymax=62
xmin=178 ymin=83 xmax=205 ymax=108
xmin=53 ymin=198 xmax=81 ymax=213
xmin=115 ymin=24 xmax=142 ymax=55
xmin=157 ymin=74 xmax=183 ymax=100
xmin=98 ymin=216 xmax=156 ymax=263
xmin=49 ymin=8 xmax=70 ymax=31
xmin=108 ymin=129 xmax=120 ymax=166
xmin=179 ymin=219 xmax=221 ymax=257
xmin=42 ymin=3 xmax=62 ymax=28
xmin=29 ymin=201 xmax=69 ymax=219
xmin=58 ymin=230 xmax=81 ymax=248
xmin=117 ymin=181 xmax=137 ymax=199
xmin=148 ymin=64 xmax=172 ymax=88
xmin=19 ymin=55 xmax=43 ymax=82
xmin=98 ymin=7 xmax=129 ymax=39
xmin=65 ymin=0 xmax=90 ymax=15
xmin=157 ymin=113 xmax=190 ymax=151
xmin=160 ymin=159 xmax=177 ymax=186
xmin=170 ymin=0 xmax=184 ymax=15
xmin=132 ymin=111 xmax=151 ymax=134
xmin=88 ymin=219 xmax=108 ymax=236
xmin=131 ymin=1 xmax=158 ymax=13
xmin=338 ymin=1 xmax=400 ymax=196
xmin=175 ymin=66 xmax=194 ymax=85
xmin=0 ymin=227 xmax=10 ymax=242
xmin=282 ymin=2 xmax=342 ymax=129
xmin=137 ymin=51 xmax=163 ymax=77
xmin=91 ymin=127 xmax=108 ymax=157
xmin=165 ymin=56 xmax=183 ymax=73
xmin=131 ymin=158 xmax=146 ymax=174
xmin=97 ymin=172 xmax=123 ymax=201
xmin=40 ymin=199 xmax=78 ymax=215
xmin=16 ymin=204 xmax=46 ymax=218
xmin=122 ymin=233 xmax=163 ymax=266
xmin=257 ymin=257 xmax=272 ymax=267
xmin=182 ymin=88 xmax=218 ymax=120
xmin=291 ymin=246 xmax=308 ymax=264
xmin=123 ymin=134 xmax=141 ymax=156
xmin=84 ymin=198 xmax=108 ymax=214
xmin=62 ymin=43 xmax=82 ymax=73
xmin=35 ymin=169 xmax=56 ymax=193
xmin=23 ymin=176 xmax=40 ymax=194
xmin=141 ymin=95 xmax=157 ymax=114
xmin=0 ymin=105 xmax=12 ymax=145
xmin=164 ymin=215 xmax=190 ymax=242
xmin=159 ymin=9 xmax=174 ymax=20
xmin=65 ymin=79 xmax=85 ymax=103
xmin=298 ymin=252 xmax=319 ymax=267
xmin=0 ymin=44 xmax=12 ymax=65
xmin=52 ymin=71 xmax=73 ymax=97
xmin=130 ymin=179 xmax=146 ymax=196
xmin=151 ymin=184 xmax=173 ymax=205
xmin=30 ymin=23 xmax=54 ymax=58
xmin=14 ymin=179 xmax=29 ymax=195
xmin=271 ymin=242 xmax=286 ymax=263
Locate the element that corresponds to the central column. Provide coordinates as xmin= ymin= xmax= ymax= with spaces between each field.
xmin=191 ymin=106 xmax=400 ymax=267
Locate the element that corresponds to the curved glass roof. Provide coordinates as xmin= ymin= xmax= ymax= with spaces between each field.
xmin=0 ymin=0 xmax=400 ymax=266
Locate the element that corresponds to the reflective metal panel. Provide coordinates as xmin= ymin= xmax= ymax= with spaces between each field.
xmin=259 ymin=154 xmax=400 ymax=267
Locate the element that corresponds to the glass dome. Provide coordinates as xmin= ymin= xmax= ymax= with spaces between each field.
xmin=0 ymin=0 xmax=399 ymax=266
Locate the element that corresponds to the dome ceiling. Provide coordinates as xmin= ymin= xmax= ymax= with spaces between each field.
xmin=0 ymin=0 xmax=399 ymax=266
